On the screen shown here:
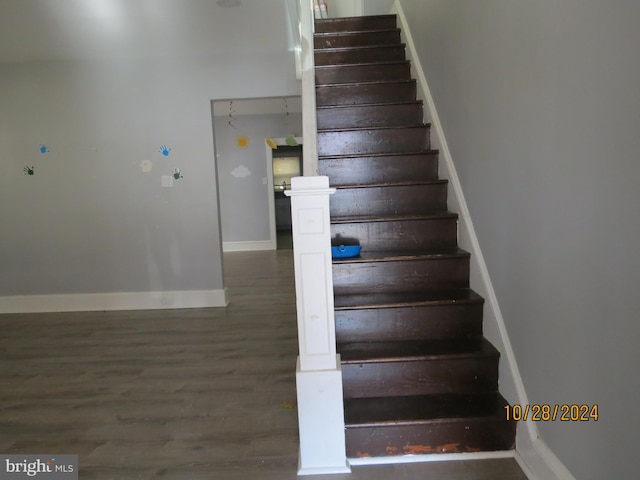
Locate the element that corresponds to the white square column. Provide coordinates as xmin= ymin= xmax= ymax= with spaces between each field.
xmin=286 ymin=176 xmax=350 ymax=475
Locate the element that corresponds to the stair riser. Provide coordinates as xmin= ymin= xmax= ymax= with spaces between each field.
xmin=315 ymin=15 xmax=397 ymax=33
xmin=333 ymin=256 xmax=470 ymax=294
xmin=342 ymin=356 xmax=498 ymax=398
xmin=316 ymin=62 xmax=411 ymax=85
xmin=315 ymin=46 xmax=406 ymax=66
xmin=319 ymin=153 xmax=438 ymax=186
xmin=316 ymin=81 xmax=417 ymax=106
xmin=331 ymin=217 xmax=458 ymax=251
xmin=318 ymin=127 xmax=430 ymax=156
xmin=317 ymin=103 xmax=423 ymax=129
xmin=346 ymin=419 xmax=516 ymax=458
xmin=336 ymin=303 xmax=484 ymax=343
xmin=315 ymin=30 xmax=401 ymax=49
xmin=330 ymin=183 xmax=447 ymax=217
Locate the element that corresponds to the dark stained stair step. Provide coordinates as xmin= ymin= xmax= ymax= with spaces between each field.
xmin=314 ymin=15 xmax=397 ymax=34
xmin=316 ymin=61 xmax=412 ymax=85
xmin=334 ymin=289 xmax=484 ymax=310
xmin=316 ymin=80 xmax=417 ymax=106
xmin=319 ymin=151 xmax=438 ymax=186
xmin=345 ymin=393 xmax=515 ymax=457
xmin=340 ymin=337 xmax=500 ymax=398
xmin=330 ymin=181 xmax=447 ymax=217
xmin=335 ymin=289 xmax=484 ymax=343
xmin=318 ymin=125 xmax=430 ymax=156
xmin=332 ymin=248 xmax=471 ymax=294
xmin=315 ymin=29 xmax=402 ymax=49
xmin=346 ymin=393 xmax=509 ymax=425
xmin=315 ymin=44 xmax=406 ymax=66
xmin=331 ymin=212 xmax=458 ymax=251
xmin=317 ymin=101 xmax=423 ymax=129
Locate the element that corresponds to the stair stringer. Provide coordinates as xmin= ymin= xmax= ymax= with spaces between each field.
xmin=390 ymin=2 xmax=576 ymax=480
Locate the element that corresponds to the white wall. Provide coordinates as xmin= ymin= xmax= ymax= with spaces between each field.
xmin=214 ymin=111 xmax=302 ymax=243
xmin=398 ymin=1 xmax=640 ymax=478
xmin=0 ymin=50 xmax=300 ymax=299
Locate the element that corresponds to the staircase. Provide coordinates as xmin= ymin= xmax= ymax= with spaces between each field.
xmin=314 ymin=15 xmax=516 ymax=458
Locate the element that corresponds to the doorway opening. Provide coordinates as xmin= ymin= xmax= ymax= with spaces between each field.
xmin=211 ymin=97 xmax=301 ymax=253
xmin=272 ymin=144 xmax=303 ymax=249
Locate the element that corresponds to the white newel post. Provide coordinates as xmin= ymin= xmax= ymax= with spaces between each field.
xmin=285 ymin=176 xmax=350 ymax=476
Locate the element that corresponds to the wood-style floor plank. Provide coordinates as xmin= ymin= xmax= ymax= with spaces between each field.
xmin=0 ymin=250 xmax=528 ymax=479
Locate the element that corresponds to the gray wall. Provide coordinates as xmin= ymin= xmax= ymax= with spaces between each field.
xmin=362 ymin=0 xmax=395 ymax=16
xmin=0 ymin=52 xmax=300 ymax=296
xmin=398 ymin=0 xmax=640 ymax=478
xmin=214 ymin=111 xmax=302 ymax=243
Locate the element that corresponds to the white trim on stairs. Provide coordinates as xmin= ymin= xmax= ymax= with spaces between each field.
xmin=349 ymin=450 xmax=516 ymax=467
xmin=390 ymin=1 xmax=575 ymax=479
xmin=0 ymin=289 xmax=229 ymax=314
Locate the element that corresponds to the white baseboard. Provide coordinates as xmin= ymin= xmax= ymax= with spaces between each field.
xmin=515 ymin=438 xmax=576 ymax=480
xmin=222 ymin=240 xmax=276 ymax=252
xmin=0 ymin=288 xmax=229 ymax=314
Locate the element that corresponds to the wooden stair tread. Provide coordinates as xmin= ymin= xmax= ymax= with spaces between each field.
xmin=339 ymin=337 xmax=499 ymax=364
xmin=331 ymin=211 xmax=457 ymax=224
xmin=314 ymin=43 xmax=406 ymax=53
xmin=316 ymin=59 xmax=410 ymax=69
xmin=345 ymin=393 xmax=509 ymax=426
xmin=332 ymin=247 xmax=470 ymax=264
xmin=334 ymin=289 xmax=483 ymax=310
xmin=318 ymin=123 xmax=430 ymax=133
xmin=316 ymin=80 xmax=416 ymax=91
xmin=314 ymin=28 xmax=400 ymax=37
xmin=317 ymin=78 xmax=415 ymax=86
xmin=316 ymin=100 xmax=422 ymax=110
xmin=319 ymin=149 xmax=438 ymax=160
xmin=333 ymin=179 xmax=446 ymax=189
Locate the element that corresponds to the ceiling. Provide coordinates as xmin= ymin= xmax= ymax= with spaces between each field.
xmin=0 ymin=0 xmax=293 ymax=64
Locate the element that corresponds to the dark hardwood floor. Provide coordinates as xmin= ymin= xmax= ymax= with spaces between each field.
xmin=0 ymin=250 xmax=528 ymax=479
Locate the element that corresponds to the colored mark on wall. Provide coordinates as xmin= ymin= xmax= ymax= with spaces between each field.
xmin=39 ymin=144 xmax=49 ymax=154
xmin=285 ymin=136 xmax=298 ymax=147
xmin=159 ymin=145 xmax=172 ymax=157
xmin=231 ymin=165 xmax=251 ymax=178
xmin=161 ymin=175 xmax=173 ymax=187
xmin=266 ymin=137 xmax=278 ymax=150
xmin=24 ymin=166 xmax=35 ymax=175
xmin=236 ymin=135 xmax=249 ymax=149
xmin=172 ymin=168 xmax=183 ymax=180
xmin=140 ymin=160 xmax=153 ymax=173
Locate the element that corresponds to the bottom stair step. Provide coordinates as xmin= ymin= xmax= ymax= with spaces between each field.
xmin=345 ymin=393 xmax=516 ymax=457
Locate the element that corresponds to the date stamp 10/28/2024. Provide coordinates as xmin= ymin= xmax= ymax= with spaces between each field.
xmin=504 ymin=404 xmax=599 ymax=422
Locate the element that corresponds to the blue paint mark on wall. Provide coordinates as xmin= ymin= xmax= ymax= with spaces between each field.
xmin=39 ymin=145 xmax=49 ymax=154
xmin=159 ymin=145 xmax=172 ymax=157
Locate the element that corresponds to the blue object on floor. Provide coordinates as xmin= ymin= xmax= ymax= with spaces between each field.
xmin=331 ymin=245 xmax=361 ymax=258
